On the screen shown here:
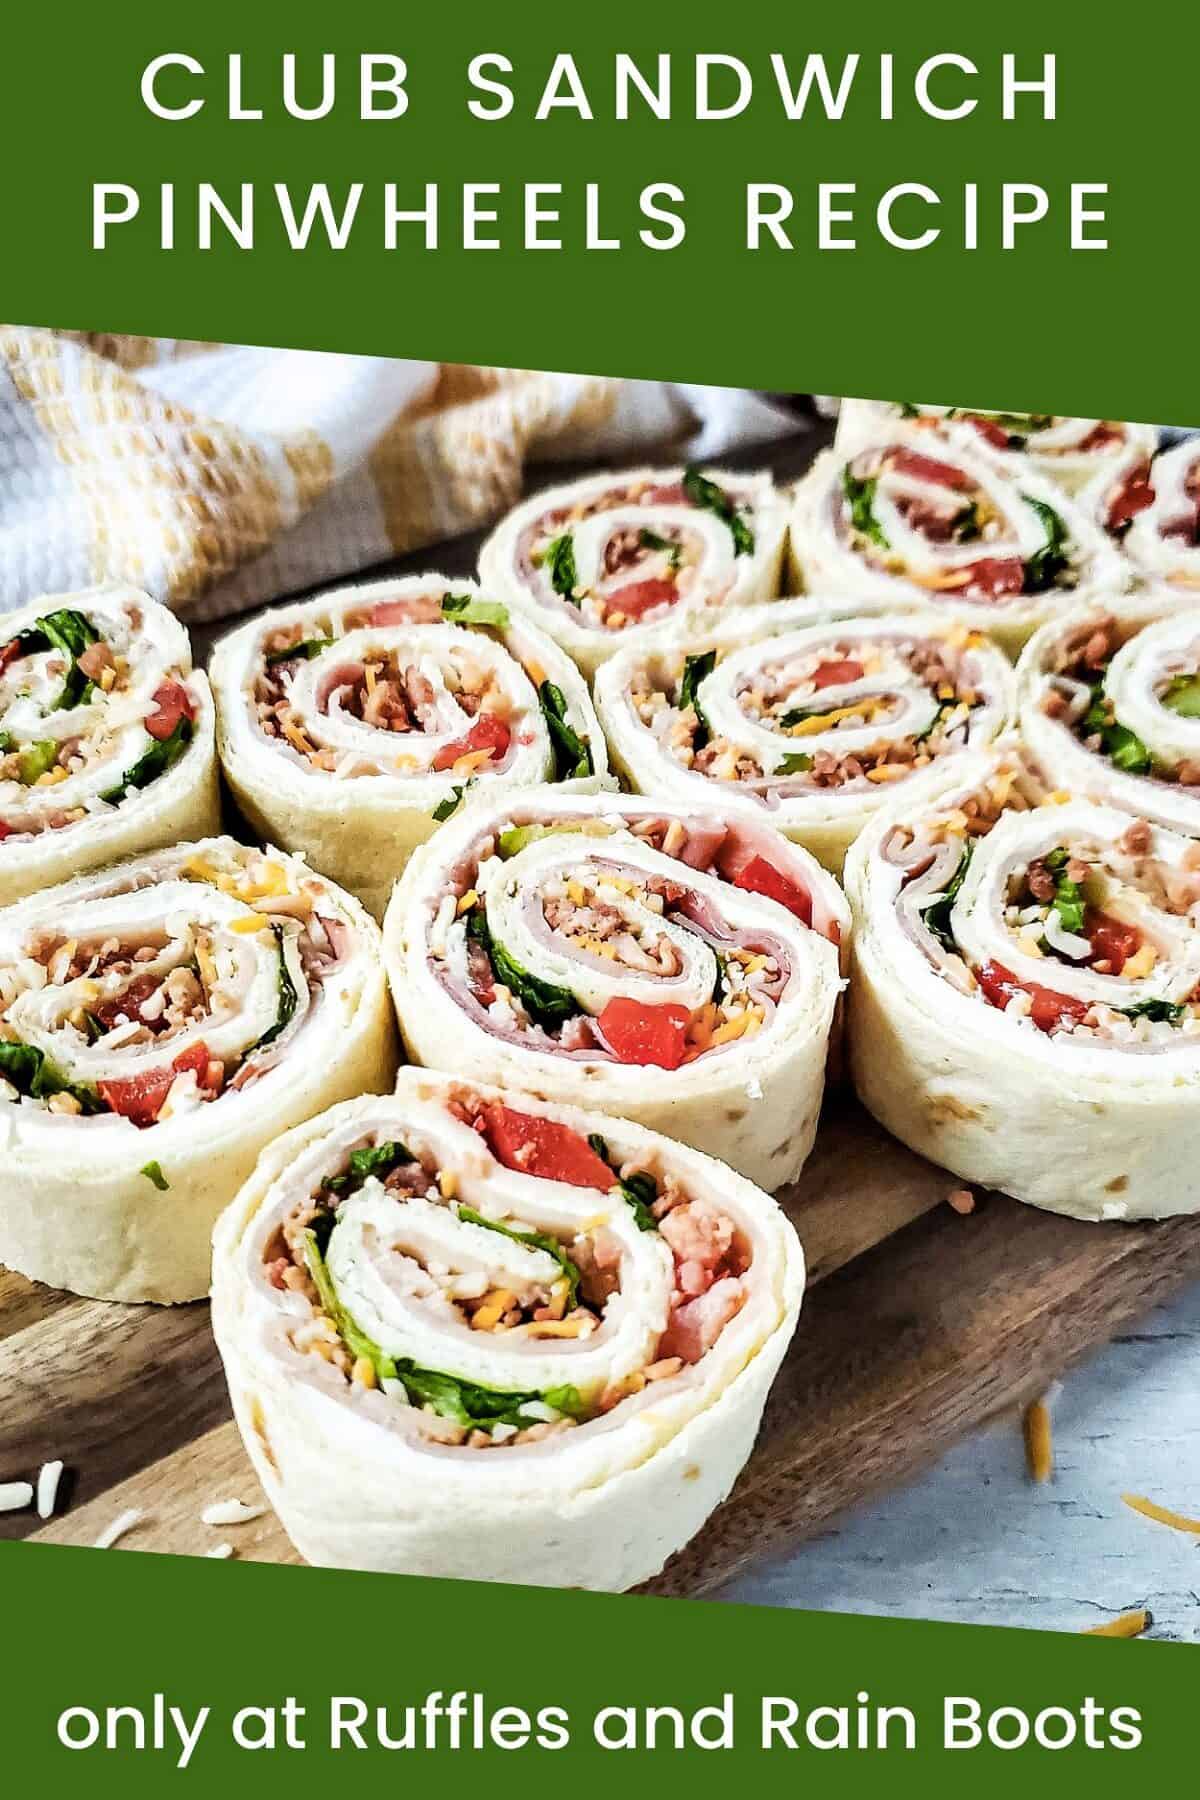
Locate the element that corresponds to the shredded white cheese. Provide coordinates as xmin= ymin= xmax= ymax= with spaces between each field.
xmin=93 ymin=1507 xmax=144 ymax=1549
xmin=36 ymin=1459 xmax=64 ymax=1520
xmin=0 ymin=1481 xmax=34 ymax=1513
xmin=200 ymin=1499 xmax=266 ymax=1528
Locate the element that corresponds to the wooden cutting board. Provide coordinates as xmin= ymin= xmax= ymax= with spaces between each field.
xmin=6 ymin=1092 xmax=1199 ymax=1592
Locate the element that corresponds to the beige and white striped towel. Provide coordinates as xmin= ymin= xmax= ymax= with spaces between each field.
xmin=0 ymin=326 xmax=802 ymax=622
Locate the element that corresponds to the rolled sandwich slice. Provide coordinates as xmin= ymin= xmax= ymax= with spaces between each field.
xmin=0 ymin=838 xmax=395 ymax=1303
xmin=1018 ymin=603 xmax=1200 ymax=834
xmin=845 ymin=742 xmax=1200 ymax=1221
xmin=211 ymin=576 xmax=608 ymax=920
xmin=211 ymin=1068 xmax=804 ymax=1590
xmin=1117 ymin=437 xmax=1200 ymax=593
xmin=790 ymin=429 xmax=1126 ymax=654
xmin=477 ymin=467 xmax=788 ymax=679
xmin=836 ymin=401 xmax=1159 ymax=497
xmin=1078 ymin=438 xmax=1160 ymax=551
xmin=594 ymin=600 xmax=1015 ymax=873
xmin=0 ymin=584 xmax=218 ymax=906
xmin=384 ymin=795 xmax=845 ymax=1191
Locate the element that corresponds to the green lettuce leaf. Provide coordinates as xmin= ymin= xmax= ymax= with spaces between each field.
xmin=923 ymin=842 xmax=973 ymax=953
xmin=303 ymin=1230 xmax=587 ymax=1429
xmin=466 ymin=907 xmax=579 ymax=1030
xmin=639 ymin=526 xmax=682 ymax=569
xmin=544 ymin=533 xmax=579 ymax=600
xmin=538 ymin=681 xmax=593 ymax=780
xmin=440 ymin=594 xmax=510 ymax=629
xmin=683 ymin=467 xmax=754 ymax=555
xmin=99 ymin=716 xmax=193 ymax=805
xmin=263 ymin=636 xmax=334 ymax=665
xmin=322 ymin=1139 xmax=416 ymax=1198
xmin=1043 ymin=847 xmax=1086 ymax=936
xmin=1161 ymin=673 xmax=1200 ymax=719
xmin=17 ymin=740 xmax=58 ymax=785
xmin=1022 ymin=496 xmax=1072 ymax=593
xmin=457 ymin=1205 xmax=581 ymax=1308
xmin=586 ymin=1134 xmax=659 ymax=1232
xmin=432 ymin=782 xmax=471 ymax=822
xmin=248 ymin=924 xmax=298 ymax=1053
xmin=678 ymin=650 xmax=716 ymax=749
xmin=0 ymin=1039 xmax=103 ymax=1113
xmin=842 ymin=470 xmax=890 ymax=549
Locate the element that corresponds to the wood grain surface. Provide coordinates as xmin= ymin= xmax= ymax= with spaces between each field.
xmin=7 ymin=1094 xmax=1199 ymax=1588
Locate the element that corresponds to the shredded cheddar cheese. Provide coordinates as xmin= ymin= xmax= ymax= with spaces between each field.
xmin=1122 ymin=1493 xmax=1200 ymax=1535
xmin=1083 ymin=1609 xmax=1152 ymax=1639
xmin=1023 ymin=1396 xmax=1054 ymax=1483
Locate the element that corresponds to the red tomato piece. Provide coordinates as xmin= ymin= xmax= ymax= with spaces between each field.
xmin=145 ymin=680 xmax=194 ymax=742
xmin=731 ymin=855 xmax=813 ymax=926
xmin=0 ymin=640 xmax=22 ymax=677
xmin=431 ymin=714 xmax=511 ymax=772
xmin=964 ymin=415 xmax=1012 ymax=449
xmin=1078 ymin=423 xmax=1123 ymax=453
xmin=482 ymin=1104 xmax=614 ymax=1190
xmin=1086 ymin=908 xmax=1141 ymax=975
xmin=645 ymin=483 xmax=687 ymax=506
xmin=961 ymin=557 xmax=1026 ymax=599
xmin=976 ymin=961 xmax=1088 ymax=1034
xmin=606 ymin=578 xmax=679 ymax=621
xmin=1107 ymin=470 xmax=1155 ymax=533
xmin=99 ymin=1040 xmax=217 ymax=1126
xmin=597 ymin=997 xmax=692 ymax=1069
xmin=0 ymin=821 xmax=11 ymax=841
xmin=812 ymin=659 xmax=865 ymax=691
xmin=889 ymin=449 xmax=970 ymax=490
xmin=92 ymin=972 xmax=165 ymax=1032
xmin=369 ymin=597 xmax=438 ymax=626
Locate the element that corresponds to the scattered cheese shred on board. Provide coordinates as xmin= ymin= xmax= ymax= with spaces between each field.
xmin=1122 ymin=1493 xmax=1200 ymax=1535
xmin=1023 ymin=1397 xmax=1054 ymax=1483
xmin=1084 ymin=1609 xmax=1153 ymax=1639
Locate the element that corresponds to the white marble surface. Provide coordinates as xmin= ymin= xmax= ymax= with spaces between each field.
xmin=719 ymin=1283 xmax=1200 ymax=1641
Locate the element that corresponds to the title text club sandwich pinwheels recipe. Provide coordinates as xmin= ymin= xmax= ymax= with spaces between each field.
xmin=212 ymin=576 xmax=607 ymax=919
xmin=0 ymin=839 xmax=393 ymax=1302
xmin=211 ymin=1069 xmax=804 ymax=1592
xmin=383 ymin=788 xmax=845 ymax=1191
xmin=846 ymin=743 xmax=1200 ymax=1221
xmin=595 ymin=600 xmax=1015 ymax=873
xmin=0 ymin=585 xmax=218 ymax=906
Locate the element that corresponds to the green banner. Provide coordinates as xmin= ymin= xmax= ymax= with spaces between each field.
xmin=2 ymin=2 xmax=1194 ymax=419
xmin=3 ymin=1539 xmax=1193 ymax=1791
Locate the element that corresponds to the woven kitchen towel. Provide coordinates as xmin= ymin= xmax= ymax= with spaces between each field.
xmin=0 ymin=327 xmax=803 ymax=621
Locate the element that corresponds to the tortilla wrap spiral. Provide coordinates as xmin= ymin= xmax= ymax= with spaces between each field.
xmin=477 ymin=467 xmax=788 ymax=679
xmin=383 ymin=788 xmax=844 ymax=1190
xmin=211 ymin=575 xmax=608 ymax=920
xmin=845 ymin=743 xmax=1200 ymax=1221
xmin=1018 ymin=602 xmax=1200 ymax=834
xmin=595 ymin=599 xmax=1016 ymax=874
xmin=790 ymin=428 xmax=1126 ymax=654
xmin=0 ymin=837 xmax=395 ymax=1302
xmin=835 ymin=401 xmax=1158 ymax=498
xmin=210 ymin=1067 xmax=804 ymax=1590
xmin=0 ymin=584 xmax=218 ymax=907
